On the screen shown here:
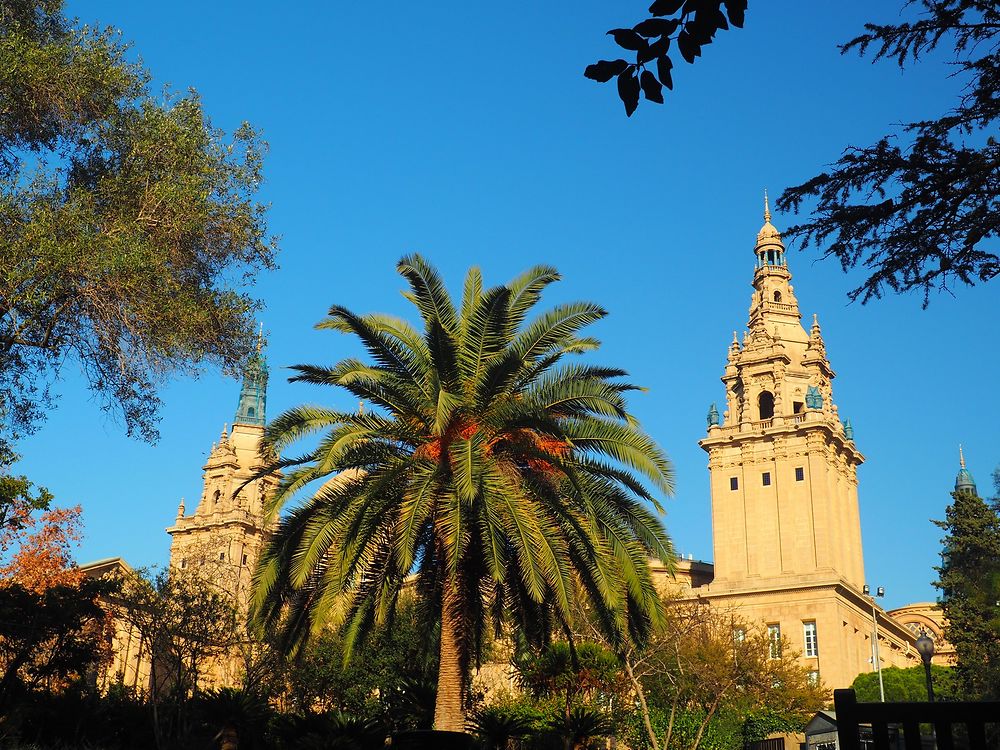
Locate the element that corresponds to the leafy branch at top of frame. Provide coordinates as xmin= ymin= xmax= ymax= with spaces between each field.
xmin=584 ymin=0 xmax=747 ymax=116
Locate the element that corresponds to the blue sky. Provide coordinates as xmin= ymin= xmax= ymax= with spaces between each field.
xmin=14 ymin=1 xmax=999 ymax=610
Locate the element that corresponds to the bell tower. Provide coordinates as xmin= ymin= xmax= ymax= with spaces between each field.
xmin=701 ymin=196 xmax=865 ymax=590
xmin=167 ymin=337 xmax=277 ymax=610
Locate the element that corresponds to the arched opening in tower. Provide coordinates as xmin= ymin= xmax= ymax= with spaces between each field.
xmin=758 ymin=391 xmax=775 ymax=420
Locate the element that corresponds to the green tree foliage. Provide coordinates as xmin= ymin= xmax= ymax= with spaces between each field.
xmin=934 ymin=484 xmax=1000 ymax=699
xmin=777 ymin=0 xmax=1000 ymax=304
xmin=273 ymin=596 xmax=439 ymax=731
xmin=0 ymin=577 xmax=112 ymax=712
xmin=850 ymin=665 xmax=959 ymax=703
xmin=514 ymin=640 xmax=624 ymax=750
xmin=0 ymin=0 xmax=276 ymax=457
xmin=252 ymin=256 xmax=675 ymax=731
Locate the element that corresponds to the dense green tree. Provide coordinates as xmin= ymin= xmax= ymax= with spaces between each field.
xmin=590 ymin=1 xmax=999 ymax=305
xmin=252 ymin=256 xmax=674 ymax=731
xmin=934 ymin=484 xmax=1000 ymax=699
xmin=851 ymin=665 xmax=959 ymax=703
xmin=0 ymin=578 xmax=112 ymax=712
xmin=0 ymin=0 xmax=276 ymax=458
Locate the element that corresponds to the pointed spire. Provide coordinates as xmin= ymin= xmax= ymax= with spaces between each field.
xmin=955 ymin=445 xmax=977 ymax=494
xmin=177 ymin=497 xmax=186 ymax=518
xmin=221 ymin=423 xmax=229 ymax=441
xmin=764 ymin=188 xmax=771 ymax=224
xmin=809 ymin=314 xmax=824 ymax=343
xmin=235 ymin=335 xmax=268 ymax=426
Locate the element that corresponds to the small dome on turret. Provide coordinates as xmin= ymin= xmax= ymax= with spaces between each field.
xmin=955 ymin=445 xmax=977 ymax=494
xmin=755 ymin=191 xmax=785 ymax=248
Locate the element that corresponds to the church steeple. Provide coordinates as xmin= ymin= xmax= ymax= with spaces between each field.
xmin=955 ymin=445 xmax=977 ymax=494
xmin=234 ymin=326 xmax=267 ymax=426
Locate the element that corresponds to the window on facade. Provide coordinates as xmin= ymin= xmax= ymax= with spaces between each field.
xmin=804 ymin=621 xmax=818 ymax=657
xmin=793 ymin=401 xmax=804 ymax=414
xmin=773 ymin=290 xmax=782 ymax=302
xmin=213 ymin=489 xmax=221 ymax=504
xmin=242 ymin=554 xmax=248 ymax=566
xmin=730 ymin=477 xmax=739 ymax=491
xmin=219 ymin=552 xmax=226 ymax=561
xmin=758 ymin=391 xmax=774 ymax=420
xmin=767 ymin=624 xmax=781 ymax=659
xmin=180 ymin=558 xmax=187 ymax=569
xmin=795 ymin=467 xmax=805 ymax=482
xmin=762 ymin=472 xmax=771 ymax=487
xmin=808 ymin=670 xmax=821 ymax=686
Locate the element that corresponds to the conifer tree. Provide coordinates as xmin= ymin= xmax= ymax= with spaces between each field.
xmin=934 ymin=481 xmax=1000 ymax=699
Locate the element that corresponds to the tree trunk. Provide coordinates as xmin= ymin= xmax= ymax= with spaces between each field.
xmin=624 ymin=655 xmax=660 ymax=750
xmin=434 ymin=577 xmax=465 ymax=732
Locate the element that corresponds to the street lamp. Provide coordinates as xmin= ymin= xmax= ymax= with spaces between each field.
xmin=915 ymin=633 xmax=936 ymax=702
xmin=864 ymin=585 xmax=886 ymax=702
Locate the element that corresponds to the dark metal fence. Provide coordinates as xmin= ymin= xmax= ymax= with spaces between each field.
xmin=834 ymin=688 xmax=1000 ymax=750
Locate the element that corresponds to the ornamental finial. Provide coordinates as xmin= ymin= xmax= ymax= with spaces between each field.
xmin=960 ymin=444 xmax=966 ymax=469
xmin=764 ymin=189 xmax=771 ymax=223
xmin=256 ymin=322 xmax=264 ymax=355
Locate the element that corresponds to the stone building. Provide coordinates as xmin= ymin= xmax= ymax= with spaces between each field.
xmin=86 ymin=200 xmax=958 ymax=695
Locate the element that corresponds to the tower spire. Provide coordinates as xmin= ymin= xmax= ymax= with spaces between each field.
xmin=955 ymin=444 xmax=977 ymax=494
xmin=764 ymin=188 xmax=771 ymax=223
xmin=234 ymin=336 xmax=268 ymax=427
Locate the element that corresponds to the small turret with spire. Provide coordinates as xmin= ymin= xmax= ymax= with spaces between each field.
xmin=955 ymin=445 xmax=978 ymax=494
xmin=234 ymin=324 xmax=268 ymax=427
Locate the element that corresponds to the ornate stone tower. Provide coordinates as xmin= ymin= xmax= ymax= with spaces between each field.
xmin=166 ymin=339 xmax=277 ymax=610
xmin=689 ymin=199 xmax=921 ymax=692
xmin=700 ymin=195 xmax=865 ymax=590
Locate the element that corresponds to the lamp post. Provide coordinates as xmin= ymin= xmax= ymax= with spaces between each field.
xmin=863 ymin=584 xmax=886 ymax=702
xmin=915 ymin=633 xmax=936 ymax=702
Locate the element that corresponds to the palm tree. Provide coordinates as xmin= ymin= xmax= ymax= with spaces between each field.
xmin=252 ymin=256 xmax=675 ymax=732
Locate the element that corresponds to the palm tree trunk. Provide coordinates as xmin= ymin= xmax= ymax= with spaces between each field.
xmin=434 ymin=577 xmax=465 ymax=732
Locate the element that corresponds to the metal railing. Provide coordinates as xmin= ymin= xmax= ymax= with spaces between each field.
xmin=834 ymin=688 xmax=1000 ymax=750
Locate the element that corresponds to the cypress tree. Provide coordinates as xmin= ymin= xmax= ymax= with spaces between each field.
xmin=933 ymin=464 xmax=1000 ymax=699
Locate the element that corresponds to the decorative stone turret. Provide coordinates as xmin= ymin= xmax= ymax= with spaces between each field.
xmin=166 ymin=334 xmax=278 ymax=616
xmin=700 ymin=196 xmax=865 ymax=590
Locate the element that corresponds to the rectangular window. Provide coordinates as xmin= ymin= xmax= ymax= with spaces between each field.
xmin=795 ymin=467 xmax=805 ymax=482
xmin=808 ymin=670 xmax=820 ymax=686
xmin=242 ymin=554 xmax=249 ymax=566
xmin=804 ymin=621 xmax=818 ymax=657
xmin=767 ymin=624 xmax=781 ymax=659
xmin=762 ymin=472 xmax=771 ymax=487
xmin=793 ymin=401 xmax=804 ymax=414
xmin=730 ymin=477 xmax=739 ymax=491
xmin=180 ymin=558 xmax=187 ymax=569
xmin=219 ymin=552 xmax=226 ymax=561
